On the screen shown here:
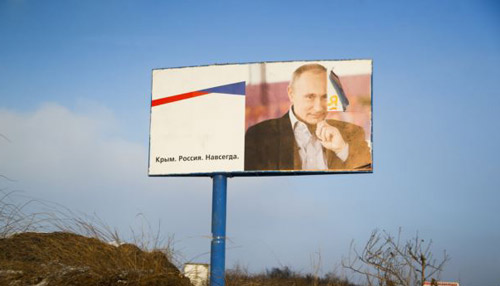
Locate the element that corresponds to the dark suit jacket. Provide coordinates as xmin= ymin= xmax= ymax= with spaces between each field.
xmin=244 ymin=112 xmax=371 ymax=171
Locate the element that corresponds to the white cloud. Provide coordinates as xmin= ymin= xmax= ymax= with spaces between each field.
xmin=0 ymin=103 xmax=142 ymax=190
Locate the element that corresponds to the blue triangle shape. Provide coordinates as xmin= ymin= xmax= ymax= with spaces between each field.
xmin=201 ymin=81 xmax=245 ymax=95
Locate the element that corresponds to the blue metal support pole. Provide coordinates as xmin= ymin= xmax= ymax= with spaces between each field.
xmin=210 ymin=174 xmax=227 ymax=286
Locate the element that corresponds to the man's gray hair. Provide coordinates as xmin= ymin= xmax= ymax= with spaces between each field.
xmin=289 ymin=63 xmax=327 ymax=89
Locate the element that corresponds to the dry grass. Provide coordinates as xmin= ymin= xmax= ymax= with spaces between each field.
xmin=0 ymin=232 xmax=191 ymax=285
xmin=0 ymin=190 xmax=192 ymax=286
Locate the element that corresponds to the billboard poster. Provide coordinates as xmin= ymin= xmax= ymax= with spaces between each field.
xmin=149 ymin=60 xmax=372 ymax=176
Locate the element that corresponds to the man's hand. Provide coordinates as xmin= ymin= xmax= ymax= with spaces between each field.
xmin=315 ymin=120 xmax=347 ymax=154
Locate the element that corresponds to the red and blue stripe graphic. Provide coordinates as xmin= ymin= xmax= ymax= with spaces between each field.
xmin=152 ymin=81 xmax=245 ymax=107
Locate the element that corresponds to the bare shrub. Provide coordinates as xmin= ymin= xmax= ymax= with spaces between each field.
xmin=342 ymin=229 xmax=450 ymax=286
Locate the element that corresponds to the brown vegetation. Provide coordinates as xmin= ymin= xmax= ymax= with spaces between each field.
xmin=225 ymin=266 xmax=357 ymax=286
xmin=0 ymin=189 xmax=192 ymax=286
xmin=0 ymin=231 xmax=193 ymax=286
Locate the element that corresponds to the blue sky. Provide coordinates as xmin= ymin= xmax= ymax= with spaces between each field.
xmin=1 ymin=0 xmax=499 ymax=285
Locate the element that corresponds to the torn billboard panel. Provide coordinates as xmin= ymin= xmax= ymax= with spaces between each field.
xmin=149 ymin=60 xmax=372 ymax=176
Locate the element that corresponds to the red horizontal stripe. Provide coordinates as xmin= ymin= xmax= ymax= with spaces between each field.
xmin=152 ymin=90 xmax=209 ymax=107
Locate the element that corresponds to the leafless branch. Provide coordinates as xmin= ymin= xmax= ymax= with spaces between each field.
xmin=342 ymin=229 xmax=449 ymax=286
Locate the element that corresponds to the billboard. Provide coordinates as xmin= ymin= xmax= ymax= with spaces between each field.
xmin=149 ymin=60 xmax=372 ymax=176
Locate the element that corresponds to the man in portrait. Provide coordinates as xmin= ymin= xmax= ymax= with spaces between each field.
xmin=244 ymin=63 xmax=371 ymax=171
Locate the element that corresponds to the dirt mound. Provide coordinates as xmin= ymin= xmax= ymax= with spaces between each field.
xmin=0 ymin=232 xmax=193 ymax=286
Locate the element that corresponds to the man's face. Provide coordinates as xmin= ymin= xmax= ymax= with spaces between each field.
xmin=288 ymin=70 xmax=327 ymax=125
